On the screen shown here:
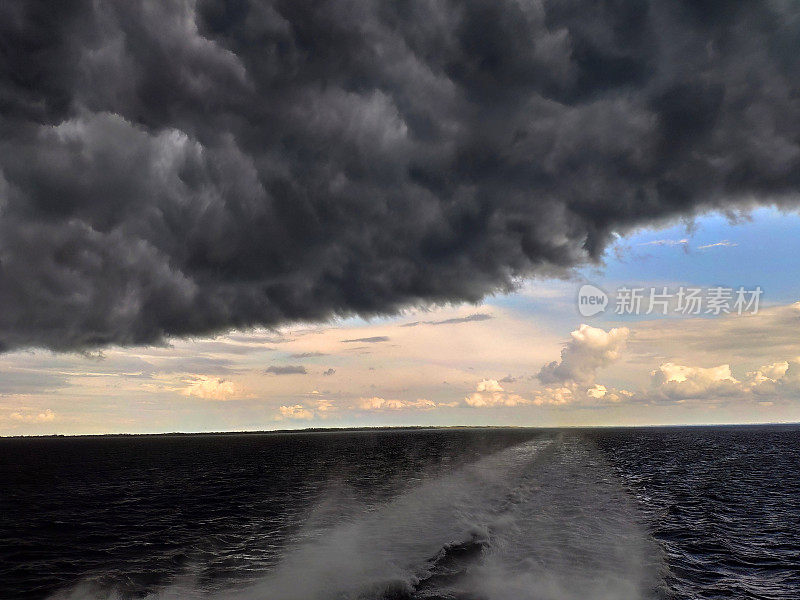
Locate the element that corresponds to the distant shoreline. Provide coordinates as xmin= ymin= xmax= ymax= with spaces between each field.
xmin=2 ymin=422 xmax=799 ymax=440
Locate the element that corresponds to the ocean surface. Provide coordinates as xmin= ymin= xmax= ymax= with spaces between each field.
xmin=1 ymin=426 xmax=798 ymax=600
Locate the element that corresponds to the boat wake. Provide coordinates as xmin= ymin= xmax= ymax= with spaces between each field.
xmin=50 ymin=435 xmax=663 ymax=600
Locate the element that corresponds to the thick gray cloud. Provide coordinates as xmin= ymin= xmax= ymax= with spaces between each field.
xmin=265 ymin=364 xmax=307 ymax=375
xmin=0 ymin=369 xmax=69 ymax=395
xmin=1 ymin=0 xmax=799 ymax=352
xmin=401 ymin=313 xmax=492 ymax=327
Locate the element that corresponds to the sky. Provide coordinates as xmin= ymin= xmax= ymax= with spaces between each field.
xmin=3 ymin=207 xmax=800 ymax=435
xmin=2 ymin=1 xmax=800 ymax=434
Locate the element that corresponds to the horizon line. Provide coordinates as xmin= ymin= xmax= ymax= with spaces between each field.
xmin=3 ymin=421 xmax=799 ymax=439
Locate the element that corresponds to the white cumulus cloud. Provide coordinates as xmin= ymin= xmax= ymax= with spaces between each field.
xmin=357 ymin=397 xmax=437 ymax=411
xmin=650 ymin=362 xmax=741 ymax=400
xmin=10 ymin=409 xmax=56 ymax=423
xmin=180 ymin=375 xmax=239 ymax=400
xmin=278 ymin=404 xmax=315 ymax=420
xmin=538 ymin=324 xmax=629 ymax=385
xmin=464 ymin=379 xmax=529 ymax=407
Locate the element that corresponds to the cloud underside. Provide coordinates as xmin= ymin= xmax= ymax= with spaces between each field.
xmin=2 ymin=1 xmax=800 ymax=351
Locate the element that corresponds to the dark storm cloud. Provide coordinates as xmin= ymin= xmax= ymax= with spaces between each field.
xmin=265 ymin=364 xmax=307 ymax=375
xmin=1 ymin=0 xmax=799 ymax=351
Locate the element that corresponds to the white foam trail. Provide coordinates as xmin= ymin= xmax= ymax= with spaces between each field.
xmin=456 ymin=440 xmax=662 ymax=600
xmin=49 ymin=436 xmax=663 ymax=600
xmin=220 ymin=439 xmax=554 ymax=600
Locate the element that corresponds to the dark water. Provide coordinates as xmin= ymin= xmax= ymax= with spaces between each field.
xmin=1 ymin=426 xmax=798 ymax=599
